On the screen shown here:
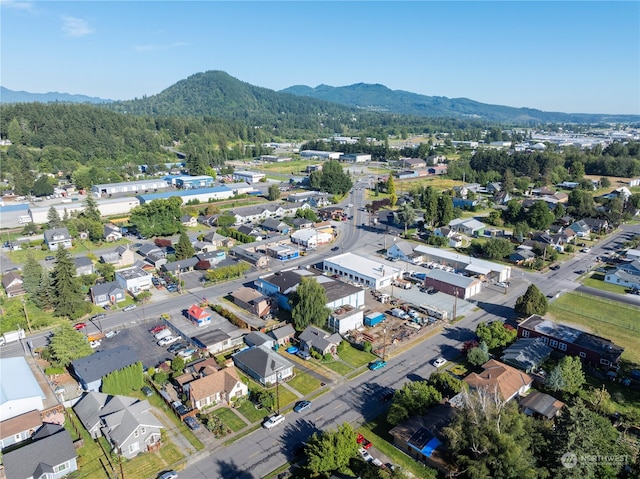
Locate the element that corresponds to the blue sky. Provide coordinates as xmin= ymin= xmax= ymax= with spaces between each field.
xmin=2 ymin=1 xmax=638 ymax=115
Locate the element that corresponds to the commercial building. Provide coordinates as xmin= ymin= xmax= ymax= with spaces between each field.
xmin=91 ymin=179 xmax=169 ymax=197
xmin=300 ymin=150 xmax=343 ymax=160
xmin=0 ymin=357 xmax=46 ymax=422
xmin=323 ymin=253 xmax=402 ymax=290
xmin=414 ymin=245 xmax=511 ymax=282
xmin=232 ymin=170 xmax=266 ymax=183
xmin=340 ymin=153 xmax=371 ymax=163
xmin=115 ymin=266 xmax=152 ymax=294
xmin=174 ymin=175 xmax=215 ymax=189
xmin=137 ymin=185 xmax=236 ymax=205
xmin=422 ymin=269 xmax=482 ymax=300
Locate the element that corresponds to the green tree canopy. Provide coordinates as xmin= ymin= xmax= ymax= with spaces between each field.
xmin=480 ymin=237 xmax=514 ymax=260
xmin=22 ymin=253 xmax=43 ymax=295
xmin=317 ymin=160 xmax=353 ymax=195
xmin=32 ymin=175 xmax=54 ymax=197
xmin=546 ymin=355 xmax=585 ymax=396
xmin=306 ymin=422 xmax=359 ymax=476
xmin=514 ymin=284 xmax=548 ymax=317
xmin=475 ymin=322 xmax=517 ymax=349
xmin=387 ymin=381 xmax=442 ymax=425
xmin=51 ymin=247 xmax=92 ymax=319
xmin=175 ymin=231 xmax=195 ymax=260
xmin=289 ymin=277 xmax=331 ymax=330
xmin=130 ymin=197 xmax=183 ymax=237
xmin=267 ymin=183 xmax=280 ymax=201
xmin=47 ymin=324 xmax=93 ymax=367
xmin=47 ymin=206 xmax=62 ymax=229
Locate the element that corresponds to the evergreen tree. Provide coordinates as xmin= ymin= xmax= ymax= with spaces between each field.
xmin=32 ymin=175 xmax=54 ymax=197
xmin=35 ymin=271 xmax=54 ymax=310
xmin=306 ymin=423 xmax=358 ymax=476
xmin=51 ymin=247 xmax=89 ymax=318
xmin=81 ymin=193 xmax=102 ymax=222
xmin=289 ymin=277 xmax=331 ymax=330
xmin=387 ymin=174 xmax=397 ymax=207
xmin=22 ymin=253 xmax=43 ymax=295
xmin=514 ymin=284 xmax=548 ymax=317
xmin=47 ymin=324 xmax=93 ymax=367
xmin=175 ymin=231 xmax=195 ymax=260
xmin=47 ymin=206 xmax=62 ymax=229
xmin=267 ymin=183 xmax=280 ymax=201
xmin=436 ymin=194 xmax=454 ymax=227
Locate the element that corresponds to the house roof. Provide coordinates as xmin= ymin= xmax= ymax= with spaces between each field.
xmin=0 ymin=409 xmax=42 ymax=439
xmin=189 ymin=367 xmax=242 ymax=402
xmin=0 ymin=357 xmax=45 ymax=407
xmin=392 ymin=240 xmax=417 ymax=257
xmin=425 ymin=268 xmax=481 ymax=289
xmin=262 ymin=218 xmax=287 ymax=230
xmin=31 ymin=422 xmax=65 ymax=440
xmin=231 ymin=286 xmax=266 ymax=304
xmin=245 ymin=331 xmax=273 ymax=347
xmin=91 ymin=281 xmax=123 ymax=298
xmin=299 ymin=326 xmax=341 ymax=352
xmin=501 ymin=338 xmax=553 ymax=372
xmin=463 ymin=359 xmax=533 ymax=400
xmin=233 ymin=345 xmax=293 ymax=378
xmin=2 ymin=428 xmax=76 ymax=479
xmin=519 ymin=391 xmax=564 ymax=419
xmin=71 ymin=345 xmax=139 ymax=384
xmin=2 ymin=271 xmax=23 ymax=289
xmin=44 ymin=227 xmax=71 ymax=242
xmin=269 ymin=324 xmax=296 ymax=340
xmin=74 ymin=256 xmax=94 ymax=268
xmin=191 ymin=328 xmax=231 ymax=349
xmin=316 ymin=276 xmax=364 ymax=302
xmin=101 ymin=399 xmax=162 ymax=446
xmin=261 ymin=270 xmax=305 ymax=294
xmin=188 ymin=304 xmax=210 ymax=320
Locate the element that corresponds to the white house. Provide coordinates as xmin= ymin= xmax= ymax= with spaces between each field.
xmin=44 ymin=227 xmax=72 ymax=251
xmin=448 ymin=218 xmax=486 ymax=237
xmin=291 ymin=228 xmax=334 ymax=248
xmin=115 ymin=266 xmax=152 ymax=294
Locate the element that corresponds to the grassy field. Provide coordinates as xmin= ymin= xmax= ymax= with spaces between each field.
xmin=211 ymin=408 xmax=247 ymax=432
xmin=548 ymin=292 xmax=640 ymax=365
xmin=338 ymin=343 xmax=378 ymax=368
xmin=288 ymin=371 xmax=323 ymax=396
xmin=581 ymin=272 xmax=629 ymax=294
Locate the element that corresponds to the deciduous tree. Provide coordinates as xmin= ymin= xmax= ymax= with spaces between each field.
xmin=388 ymin=381 xmax=442 ymax=425
xmin=289 ymin=277 xmax=331 ymax=330
xmin=514 ymin=284 xmax=548 ymax=317
xmin=306 ymin=422 xmax=358 ymax=476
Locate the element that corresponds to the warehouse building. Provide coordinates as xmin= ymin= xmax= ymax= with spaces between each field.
xmin=232 ymin=170 xmax=266 ymax=183
xmin=137 ymin=186 xmax=235 ymax=204
xmin=422 ymin=269 xmax=482 ymax=300
xmin=323 ymin=253 xmax=402 ymax=290
xmin=414 ymin=245 xmax=511 ymax=282
xmin=175 ymin=175 xmax=215 ymax=189
xmin=299 ymin=150 xmax=343 ymax=160
xmin=91 ymin=179 xmax=169 ymax=197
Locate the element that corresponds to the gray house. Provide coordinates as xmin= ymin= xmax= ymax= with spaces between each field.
xmin=73 ymin=392 xmax=163 ymax=459
xmin=44 ymin=227 xmax=72 ymax=251
xmin=74 ymin=256 xmax=94 ymax=276
xmin=232 ymin=345 xmax=294 ymax=386
xmin=299 ymin=326 xmax=342 ymax=356
xmin=2 ymin=426 xmax=77 ymax=479
xmin=90 ymin=281 xmax=126 ymax=306
xmin=71 ymin=345 xmax=139 ymax=392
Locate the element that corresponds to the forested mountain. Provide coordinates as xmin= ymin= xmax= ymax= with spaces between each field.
xmin=281 ymin=83 xmax=640 ymax=124
xmin=0 ymin=86 xmax=112 ymax=104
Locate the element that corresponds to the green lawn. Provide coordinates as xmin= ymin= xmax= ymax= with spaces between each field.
xmin=211 ymin=408 xmax=247 ymax=432
xmin=338 ymin=343 xmax=377 ymax=368
xmin=277 ymin=386 xmax=299 ymax=410
xmin=236 ymin=399 xmax=270 ymax=423
xmin=581 ymin=272 xmax=629 ymax=294
xmin=288 ymin=371 xmax=323 ymax=396
xmin=549 ymin=292 xmax=640 ymax=365
xmin=323 ymin=360 xmax=355 ymax=376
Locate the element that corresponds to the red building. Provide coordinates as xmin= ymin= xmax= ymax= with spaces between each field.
xmin=188 ymin=304 xmax=211 ymax=327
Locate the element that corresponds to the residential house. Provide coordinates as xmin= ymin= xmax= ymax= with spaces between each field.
xmin=318 ymin=206 xmax=345 ymax=221
xmin=2 ymin=426 xmax=78 ymax=479
xmin=230 ymin=247 xmax=268 ymax=269
xmin=509 ymin=246 xmax=536 ymax=266
xmin=2 ymin=271 xmax=25 ymax=297
xmin=463 ymin=359 xmax=533 ymax=402
xmin=399 ymin=157 xmax=425 ymax=169
xmin=181 ymin=215 xmax=198 ymax=228
xmin=583 ymin=217 xmax=609 ymax=234
xmin=453 ymin=183 xmax=481 ymax=198
xmin=617 ymin=260 xmax=640 ymax=276
xmin=519 ymin=391 xmax=564 ymax=420
xmin=268 ymin=324 xmax=296 ymax=346
xmin=188 ymin=304 xmax=211 ymax=327
xmin=517 ymin=314 xmax=624 ymax=370
xmin=44 ymin=227 xmax=72 ymax=251
xmin=262 ymin=218 xmax=290 ymax=234
xmin=386 ymin=240 xmax=423 ymax=264
xmin=73 ymin=392 xmax=163 ymax=459
xmin=244 ymin=331 xmax=275 ymax=349
xmin=0 ymin=409 xmax=42 ymax=450
xmin=161 ymin=257 xmax=199 ymax=274
xmin=298 ymin=326 xmax=342 ymax=356
xmin=91 ymin=281 xmax=126 ymax=307
xmin=203 ymin=230 xmax=235 ymax=249
xmin=452 ymin=197 xmax=480 ymax=209
xmin=185 ymin=366 xmax=248 ymax=410
xmin=388 ymin=404 xmax=454 ymax=475
xmin=291 ymin=217 xmax=314 ymax=230
xmin=448 ymin=218 xmax=486 ymax=237
xmin=433 ymin=226 xmax=452 ymax=238
xmin=232 ymin=345 xmax=294 ymax=386
xmin=448 ymin=234 xmax=463 ymax=248
xmin=625 ymin=249 xmax=640 ymax=261
xmin=231 ymin=287 xmax=272 ymax=318
xmin=604 ymin=269 xmax=640 ymax=290
xmin=500 ymin=338 xmax=553 ymax=373
xmin=103 ymin=223 xmax=123 ymax=242
xmin=237 ymin=225 xmax=263 ymax=240
xmin=100 ymin=245 xmax=135 ymax=268
xmin=493 ymin=190 xmax=512 ymax=205
xmin=74 ymin=256 xmax=94 ymax=276
xmin=568 ymin=220 xmax=591 ymax=238
xmin=191 ymin=329 xmax=233 ymax=355
xmin=486 ymin=182 xmax=502 ymax=194
xmin=70 ymin=345 xmax=139 ymax=392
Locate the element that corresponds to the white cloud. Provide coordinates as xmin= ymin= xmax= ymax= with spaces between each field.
xmin=0 ymin=0 xmax=35 ymax=12
xmin=61 ymin=16 xmax=94 ymax=37
xmin=134 ymin=41 xmax=188 ymax=53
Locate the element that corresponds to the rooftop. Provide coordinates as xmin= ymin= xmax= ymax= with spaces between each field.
xmin=324 ymin=253 xmax=402 ymax=280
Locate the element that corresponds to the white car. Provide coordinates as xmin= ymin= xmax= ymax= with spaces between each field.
xmin=90 ymin=340 xmax=101 ymax=349
xmin=263 ymin=414 xmax=285 ymax=429
xmin=158 ymin=335 xmax=179 ymax=346
xmin=582 ymin=247 xmax=591 ymax=253
xmin=432 ymin=357 xmax=447 ymax=368
xmin=359 ymin=447 xmax=373 ymax=462
xmin=123 ymin=304 xmax=137 ymax=312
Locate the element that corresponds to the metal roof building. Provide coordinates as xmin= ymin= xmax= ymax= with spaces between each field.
xmin=323 ymin=253 xmax=402 ymax=290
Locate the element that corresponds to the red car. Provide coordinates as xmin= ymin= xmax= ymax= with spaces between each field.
xmin=149 ymin=325 xmax=167 ymax=334
xmin=73 ymin=323 xmax=86 ymax=330
xmin=357 ymin=433 xmax=372 ymax=449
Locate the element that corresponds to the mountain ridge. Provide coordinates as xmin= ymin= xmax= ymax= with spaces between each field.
xmin=0 ymin=86 xmax=113 ymax=104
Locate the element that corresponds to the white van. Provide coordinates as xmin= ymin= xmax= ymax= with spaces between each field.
xmin=155 ymin=328 xmax=173 ymax=341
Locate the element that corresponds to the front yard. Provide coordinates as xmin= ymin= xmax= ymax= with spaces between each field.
xmin=338 ymin=342 xmax=378 ymax=368
xmin=581 ymin=272 xmax=629 ymax=294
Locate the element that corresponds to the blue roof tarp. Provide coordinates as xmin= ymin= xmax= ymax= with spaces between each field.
xmin=421 ymin=437 xmax=442 ymax=457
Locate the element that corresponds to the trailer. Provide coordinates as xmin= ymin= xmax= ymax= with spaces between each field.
xmin=420 ymin=304 xmax=448 ymax=321
xmin=0 ymin=329 xmax=26 ymax=346
xmin=392 ymin=278 xmax=412 ymax=289
xmin=364 ymin=312 xmax=385 ymax=327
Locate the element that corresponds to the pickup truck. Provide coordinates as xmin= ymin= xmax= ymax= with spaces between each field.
xmin=0 ymin=329 xmax=26 ymax=346
xmin=263 ymin=414 xmax=285 ymax=429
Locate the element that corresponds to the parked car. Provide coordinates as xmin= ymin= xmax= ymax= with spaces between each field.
xmin=357 ymin=433 xmax=372 ymax=449
xmin=89 ymin=340 xmax=101 ymax=349
xmin=105 ymin=330 xmax=119 ymax=339
xmin=294 ymin=400 xmax=312 ymax=413
xmin=296 ymin=350 xmax=311 ymax=360
xmin=45 ymin=256 xmax=55 ymax=261
xmin=168 ymin=342 xmax=189 ymax=354
xmin=368 ymin=360 xmax=387 ymax=371
xmin=582 ymin=247 xmax=592 ymax=253
xmin=359 ymin=447 xmax=373 ymax=462
xmin=149 ymin=325 xmax=167 ymax=334
xmin=331 ymin=246 xmax=340 ymax=251
xmin=432 ymin=357 xmax=447 ymax=368
xmin=91 ymin=313 xmax=106 ymax=321
xmin=123 ymin=304 xmax=137 ymax=312
xmin=73 ymin=322 xmax=86 ymax=330
xmin=184 ymin=416 xmax=200 ymax=431
xmin=158 ymin=335 xmax=180 ymax=346
xmin=427 ymin=288 xmax=438 ymax=295
xmin=158 ymin=471 xmax=178 ymax=479
xmin=141 ymin=386 xmax=153 ymax=397
xmin=263 ymin=414 xmax=285 ymax=429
